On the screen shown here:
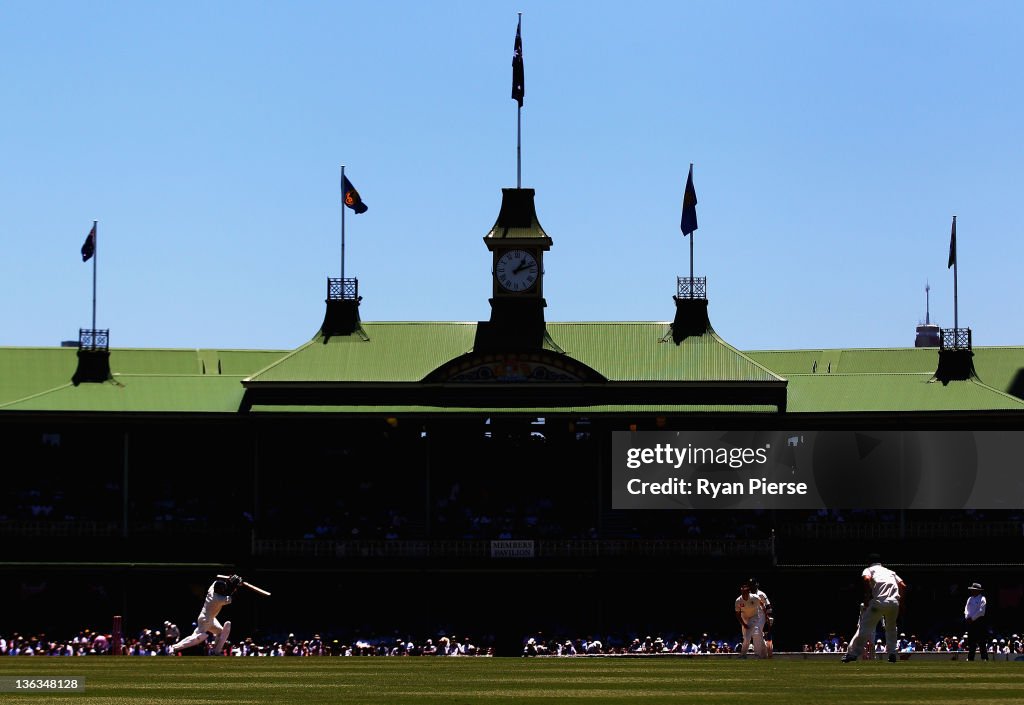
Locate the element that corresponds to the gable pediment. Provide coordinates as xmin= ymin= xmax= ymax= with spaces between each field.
xmin=424 ymin=350 xmax=606 ymax=384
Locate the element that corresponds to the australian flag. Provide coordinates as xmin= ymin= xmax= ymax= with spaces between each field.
xmin=512 ymin=18 xmax=524 ymax=107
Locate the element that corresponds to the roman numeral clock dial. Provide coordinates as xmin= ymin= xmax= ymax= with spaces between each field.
xmin=495 ymin=249 xmax=538 ymax=292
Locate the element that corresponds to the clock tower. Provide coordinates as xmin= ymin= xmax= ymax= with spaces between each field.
xmin=476 ymin=187 xmax=552 ymax=351
xmin=425 ymin=186 xmax=607 ymax=384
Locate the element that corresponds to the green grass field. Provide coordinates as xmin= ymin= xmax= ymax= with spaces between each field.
xmin=1 ymin=657 xmax=1021 ymax=705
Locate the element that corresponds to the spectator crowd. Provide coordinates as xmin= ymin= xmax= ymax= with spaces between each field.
xmin=4 ymin=626 xmax=1021 ymax=658
xmin=802 ymin=631 xmax=1024 ymax=656
xmin=0 ymin=627 xmax=493 ymax=657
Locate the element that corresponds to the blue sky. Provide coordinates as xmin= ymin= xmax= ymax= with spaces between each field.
xmin=3 ymin=1 xmax=1021 ymax=351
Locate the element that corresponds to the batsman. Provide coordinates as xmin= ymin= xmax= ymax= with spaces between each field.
xmin=168 ymin=574 xmax=243 ymax=655
xmin=842 ymin=555 xmax=906 ymax=663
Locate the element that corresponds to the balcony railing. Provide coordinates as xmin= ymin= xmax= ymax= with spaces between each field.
xmin=0 ymin=520 xmax=248 ymax=537
xmin=940 ymin=327 xmax=972 ymax=351
xmin=252 ymin=538 xmax=772 ymax=559
xmin=775 ymin=521 xmax=1023 ymax=541
xmin=79 ymin=328 xmax=109 ymax=351
xmin=327 ymin=277 xmax=359 ymax=301
xmin=676 ymin=276 xmax=706 ymax=300
xmin=0 ymin=521 xmax=120 ymax=537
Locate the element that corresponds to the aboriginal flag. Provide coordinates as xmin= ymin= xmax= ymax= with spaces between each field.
xmin=342 ymin=175 xmax=368 ymax=214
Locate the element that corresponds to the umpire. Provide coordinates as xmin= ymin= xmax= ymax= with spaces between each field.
xmin=964 ymin=582 xmax=988 ymax=661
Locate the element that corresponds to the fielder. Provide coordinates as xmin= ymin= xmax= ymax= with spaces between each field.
xmin=168 ymin=575 xmax=242 ymax=655
xmin=735 ymin=581 xmax=768 ymax=658
xmin=749 ymin=577 xmax=774 ymax=658
xmin=842 ymin=555 xmax=906 ymax=663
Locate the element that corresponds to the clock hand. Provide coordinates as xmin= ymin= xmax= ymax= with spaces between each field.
xmin=513 ymin=259 xmax=531 ymax=274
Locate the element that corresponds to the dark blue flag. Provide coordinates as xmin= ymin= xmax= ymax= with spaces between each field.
xmin=81 ymin=223 xmax=96 ymax=262
xmin=680 ymin=164 xmax=698 ymax=236
xmin=947 ymin=216 xmax=956 ymax=268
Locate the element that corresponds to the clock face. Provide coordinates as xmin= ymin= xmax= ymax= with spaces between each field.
xmin=495 ymin=249 xmax=539 ymax=292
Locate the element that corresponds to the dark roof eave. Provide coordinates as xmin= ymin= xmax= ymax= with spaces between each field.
xmin=240 ymin=379 xmax=788 ymax=390
xmin=239 ymin=380 xmax=789 ymax=412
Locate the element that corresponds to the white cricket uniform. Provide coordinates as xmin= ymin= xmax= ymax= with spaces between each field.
xmin=754 ymin=589 xmax=772 ymax=625
xmin=169 ymin=582 xmax=232 ymax=653
xmin=846 ymin=563 xmax=903 ymax=658
xmin=736 ymin=593 xmax=767 ymax=657
xmin=754 ymin=588 xmax=773 ymax=656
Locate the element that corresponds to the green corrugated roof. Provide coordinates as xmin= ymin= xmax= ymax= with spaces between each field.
xmin=784 ymin=373 xmax=1024 ymax=413
xmin=747 ymin=346 xmax=1024 ymax=412
xmin=835 ymin=349 xmax=941 ymax=374
xmin=744 ymin=350 xmax=823 ymax=376
xmin=213 ymin=350 xmax=293 ymax=375
xmin=546 ymin=323 xmax=784 ymax=383
xmin=0 ymin=348 xmax=78 ymax=406
xmin=0 ymin=347 xmax=288 ymax=407
xmin=0 ymin=374 xmax=247 ymax=413
xmin=971 ymin=347 xmax=1024 ymax=396
xmin=747 ymin=348 xmax=939 ymax=375
xmin=2 ymin=335 xmax=1023 ymax=415
xmin=107 ymin=348 xmax=289 ymax=376
xmin=247 ymin=322 xmax=784 ymax=385
xmin=246 ymin=323 xmax=477 ymax=383
xmin=747 ymin=346 xmax=1024 ymax=399
xmin=745 ymin=344 xmax=1024 ymax=383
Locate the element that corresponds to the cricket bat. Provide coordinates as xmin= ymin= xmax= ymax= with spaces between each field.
xmin=217 ymin=574 xmax=271 ymax=597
